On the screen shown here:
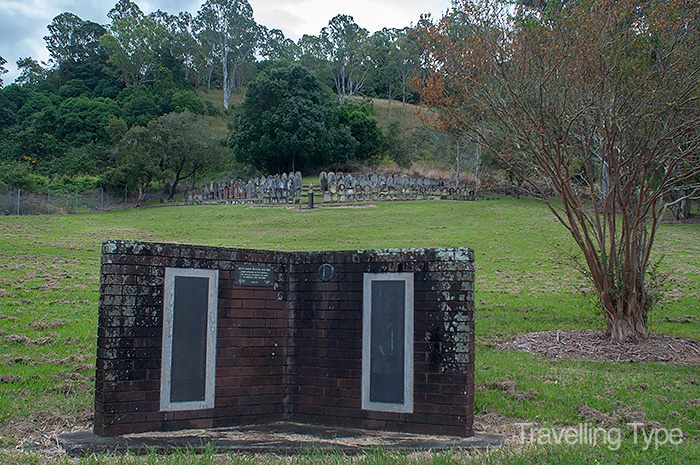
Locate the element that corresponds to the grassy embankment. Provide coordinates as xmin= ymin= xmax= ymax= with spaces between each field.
xmin=0 ymin=198 xmax=699 ymax=463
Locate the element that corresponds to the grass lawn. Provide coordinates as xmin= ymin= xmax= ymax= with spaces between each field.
xmin=0 ymin=197 xmax=699 ymax=463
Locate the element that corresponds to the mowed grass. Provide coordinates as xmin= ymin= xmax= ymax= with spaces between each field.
xmin=1 ymin=198 xmax=699 ymax=463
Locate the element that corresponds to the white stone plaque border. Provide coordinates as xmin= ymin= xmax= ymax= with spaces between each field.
xmin=160 ymin=267 xmax=218 ymax=412
xmin=362 ymin=272 xmax=414 ymax=413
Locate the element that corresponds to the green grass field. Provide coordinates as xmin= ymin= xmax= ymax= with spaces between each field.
xmin=1 ymin=198 xmax=699 ymax=463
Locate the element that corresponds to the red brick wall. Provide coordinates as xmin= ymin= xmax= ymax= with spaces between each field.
xmin=95 ymin=241 xmax=474 ymax=437
xmin=286 ymin=249 xmax=474 ymax=437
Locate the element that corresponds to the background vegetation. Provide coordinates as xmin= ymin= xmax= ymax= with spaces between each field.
xmin=0 ymin=0 xmax=468 ymax=203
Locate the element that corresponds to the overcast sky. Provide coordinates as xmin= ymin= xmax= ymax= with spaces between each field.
xmin=0 ymin=0 xmax=452 ymax=85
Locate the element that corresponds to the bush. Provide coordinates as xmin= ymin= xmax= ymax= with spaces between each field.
xmin=49 ymin=175 xmax=102 ymax=194
xmin=205 ymin=99 xmax=220 ymax=116
xmin=171 ymin=90 xmax=206 ymax=115
xmin=0 ymin=162 xmax=49 ymax=192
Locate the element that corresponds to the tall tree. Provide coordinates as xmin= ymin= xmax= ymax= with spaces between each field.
xmin=394 ymin=27 xmax=420 ymax=110
xmin=196 ymin=0 xmax=260 ymax=109
xmin=44 ymin=13 xmax=106 ymax=65
xmin=323 ymin=14 xmax=370 ymax=104
xmin=297 ymin=33 xmax=332 ymax=83
xmin=0 ymin=55 xmax=7 ymax=86
xmin=368 ymin=28 xmax=401 ymax=117
xmin=259 ymin=27 xmax=299 ymax=62
xmin=418 ymin=0 xmax=700 ymax=342
xmin=100 ymin=1 xmax=166 ymax=87
xmin=156 ymin=111 xmax=227 ymax=197
xmin=233 ymin=65 xmax=346 ymax=173
xmin=15 ymin=58 xmax=48 ymax=85
xmin=151 ymin=10 xmax=197 ymax=81
xmin=109 ymin=121 xmax=165 ymax=204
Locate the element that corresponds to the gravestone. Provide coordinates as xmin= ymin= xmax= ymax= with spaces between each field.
xmin=294 ymin=172 xmax=303 ymax=201
xmin=281 ymin=173 xmax=288 ymax=203
xmin=319 ymin=172 xmax=328 ymax=192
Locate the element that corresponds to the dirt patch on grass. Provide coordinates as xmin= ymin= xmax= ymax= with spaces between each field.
xmin=480 ymin=381 xmax=539 ymax=402
xmin=4 ymin=333 xmax=56 ymax=345
xmin=495 ymin=330 xmax=700 ymax=366
xmin=576 ymin=402 xmax=662 ymax=430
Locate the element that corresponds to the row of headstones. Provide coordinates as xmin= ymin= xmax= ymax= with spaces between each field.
xmin=319 ymin=172 xmax=446 ymax=193
xmin=185 ymin=171 xmax=487 ymax=205
xmin=317 ymin=172 xmax=488 ymax=202
xmin=186 ymin=172 xmax=304 ymax=205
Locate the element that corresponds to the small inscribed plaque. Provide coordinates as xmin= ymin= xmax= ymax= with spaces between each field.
xmin=235 ymin=264 xmax=274 ymax=287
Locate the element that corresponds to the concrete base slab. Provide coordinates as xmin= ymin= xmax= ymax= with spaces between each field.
xmin=58 ymin=422 xmax=505 ymax=456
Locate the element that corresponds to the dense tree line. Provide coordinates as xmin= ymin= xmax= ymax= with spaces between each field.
xmin=0 ymin=0 xmax=424 ymax=198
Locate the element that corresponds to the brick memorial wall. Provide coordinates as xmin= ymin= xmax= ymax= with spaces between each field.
xmin=95 ymin=241 xmax=475 ymax=437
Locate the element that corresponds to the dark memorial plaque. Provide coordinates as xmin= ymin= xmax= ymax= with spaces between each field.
xmin=170 ymin=276 xmax=209 ymax=403
xmin=370 ymin=280 xmax=405 ymax=404
xmin=235 ymin=264 xmax=274 ymax=287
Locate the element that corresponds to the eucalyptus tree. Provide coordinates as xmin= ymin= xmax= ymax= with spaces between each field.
xmin=44 ymin=13 xmax=106 ymax=65
xmin=323 ymin=14 xmax=370 ymax=103
xmin=259 ymin=27 xmax=299 ymax=63
xmin=393 ymin=27 xmax=420 ymax=110
xmin=297 ymin=33 xmax=332 ymax=84
xmin=0 ymin=55 xmax=7 ymax=86
xmin=100 ymin=1 xmax=166 ymax=87
xmin=368 ymin=28 xmax=401 ymax=116
xmin=151 ymin=10 xmax=198 ymax=81
xmin=196 ymin=0 xmax=260 ymax=109
xmin=15 ymin=58 xmax=48 ymax=85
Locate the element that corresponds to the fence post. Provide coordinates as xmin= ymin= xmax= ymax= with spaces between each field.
xmin=101 ymin=188 xmax=104 ymax=212
xmin=125 ymin=186 xmax=128 ymax=208
xmin=48 ymin=189 xmax=51 ymax=215
xmin=75 ymin=190 xmax=78 ymax=214
xmin=17 ymin=189 xmax=20 ymax=215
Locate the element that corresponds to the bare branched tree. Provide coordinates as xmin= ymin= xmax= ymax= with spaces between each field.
xmin=419 ymin=0 xmax=700 ymax=342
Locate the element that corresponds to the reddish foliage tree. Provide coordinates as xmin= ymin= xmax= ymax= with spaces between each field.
xmin=417 ymin=0 xmax=700 ymax=342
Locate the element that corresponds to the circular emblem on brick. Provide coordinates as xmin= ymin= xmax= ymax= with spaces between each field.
xmin=318 ymin=263 xmax=335 ymax=282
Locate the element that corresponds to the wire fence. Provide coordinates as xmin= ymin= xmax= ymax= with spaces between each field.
xmin=0 ymin=188 xmax=161 ymax=216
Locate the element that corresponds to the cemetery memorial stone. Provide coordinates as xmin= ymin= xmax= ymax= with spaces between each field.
xmin=281 ymin=174 xmax=288 ymax=203
xmin=320 ymin=172 xmax=328 ymax=193
xmin=330 ymin=182 xmax=338 ymax=202
xmin=95 ymin=241 xmax=475 ymax=438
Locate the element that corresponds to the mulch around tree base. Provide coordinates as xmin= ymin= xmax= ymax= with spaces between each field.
xmin=494 ymin=330 xmax=700 ymax=366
